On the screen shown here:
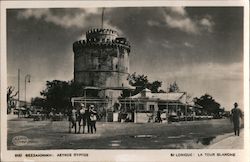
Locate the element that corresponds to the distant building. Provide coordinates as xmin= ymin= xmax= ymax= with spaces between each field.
xmin=117 ymin=88 xmax=205 ymax=123
xmin=8 ymin=98 xmax=31 ymax=117
xmin=129 ymin=88 xmax=187 ymax=113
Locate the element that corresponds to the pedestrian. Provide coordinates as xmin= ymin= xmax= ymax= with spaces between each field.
xmin=90 ymin=105 xmax=97 ymax=134
xmin=69 ymin=107 xmax=78 ymax=134
xmin=85 ymin=105 xmax=91 ymax=133
xmin=156 ymin=110 xmax=162 ymax=123
xmin=231 ymin=102 xmax=243 ymax=136
xmin=78 ymin=103 xmax=86 ymax=134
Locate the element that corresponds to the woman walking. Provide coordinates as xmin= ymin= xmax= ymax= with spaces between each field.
xmin=90 ymin=105 xmax=97 ymax=134
xmin=69 ymin=107 xmax=77 ymax=133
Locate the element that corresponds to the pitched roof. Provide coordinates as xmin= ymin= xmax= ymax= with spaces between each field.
xmin=130 ymin=89 xmax=186 ymax=103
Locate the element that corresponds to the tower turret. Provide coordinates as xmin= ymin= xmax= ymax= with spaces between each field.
xmin=73 ymin=28 xmax=131 ymax=96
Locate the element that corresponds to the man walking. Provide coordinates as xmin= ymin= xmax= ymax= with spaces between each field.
xmin=231 ymin=102 xmax=243 ymax=136
xmin=85 ymin=105 xmax=91 ymax=133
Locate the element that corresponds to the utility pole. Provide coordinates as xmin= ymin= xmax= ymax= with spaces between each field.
xmin=18 ymin=69 xmax=20 ymax=102
xmin=24 ymin=74 xmax=31 ymax=107
xmin=185 ymin=92 xmax=187 ymax=122
xmin=101 ymin=8 xmax=105 ymax=28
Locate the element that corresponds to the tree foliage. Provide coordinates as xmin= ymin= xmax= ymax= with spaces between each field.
xmin=122 ymin=72 xmax=165 ymax=97
xmin=31 ymin=97 xmax=46 ymax=107
xmin=148 ymin=81 xmax=163 ymax=93
xmin=40 ymin=80 xmax=83 ymax=113
xmin=193 ymin=93 xmax=223 ymax=115
xmin=168 ymin=81 xmax=180 ymax=92
xmin=7 ymin=86 xmax=18 ymax=113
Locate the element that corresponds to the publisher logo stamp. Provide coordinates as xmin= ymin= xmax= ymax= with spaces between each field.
xmin=12 ymin=136 xmax=29 ymax=146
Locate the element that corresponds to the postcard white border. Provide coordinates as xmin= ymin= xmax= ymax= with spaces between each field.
xmin=1 ymin=1 xmax=249 ymax=162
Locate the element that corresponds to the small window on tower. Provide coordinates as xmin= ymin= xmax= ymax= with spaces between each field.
xmin=98 ymin=64 xmax=101 ymax=69
xmin=149 ymin=105 xmax=155 ymax=111
xmin=115 ymin=64 xmax=118 ymax=69
xmin=139 ymin=104 xmax=145 ymax=111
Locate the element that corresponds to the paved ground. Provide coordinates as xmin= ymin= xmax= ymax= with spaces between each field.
xmin=206 ymin=129 xmax=244 ymax=149
xmin=7 ymin=118 xmax=242 ymax=150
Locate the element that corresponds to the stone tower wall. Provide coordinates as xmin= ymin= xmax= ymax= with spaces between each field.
xmin=73 ymin=28 xmax=131 ymax=90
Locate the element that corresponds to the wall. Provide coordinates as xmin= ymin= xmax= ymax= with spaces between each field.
xmin=135 ymin=112 xmax=155 ymax=123
xmin=73 ymin=34 xmax=130 ymax=89
xmin=146 ymin=101 xmax=159 ymax=111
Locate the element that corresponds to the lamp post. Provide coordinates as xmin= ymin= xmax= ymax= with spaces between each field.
xmin=184 ymin=92 xmax=188 ymax=122
xmin=18 ymin=69 xmax=20 ymax=102
xmin=24 ymin=74 xmax=31 ymax=106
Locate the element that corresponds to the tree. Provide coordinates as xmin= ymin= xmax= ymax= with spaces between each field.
xmin=193 ymin=93 xmax=222 ymax=115
xmin=7 ymin=86 xmax=18 ymax=114
xmin=122 ymin=72 xmax=165 ymax=97
xmin=40 ymin=80 xmax=84 ymax=113
xmin=31 ymin=97 xmax=46 ymax=107
xmin=148 ymin=81 xmax=163 ymax=93
xmin=168 ymin=81 xmax=180 ymax=92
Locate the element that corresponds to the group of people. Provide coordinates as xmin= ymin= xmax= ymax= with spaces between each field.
xmin=67 ymin=102 xmax=243 ymax=137
xmin=69 ymin=103 xmax=97 ymax=134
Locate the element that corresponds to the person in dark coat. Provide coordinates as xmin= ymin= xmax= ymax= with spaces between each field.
xmin=231 ymin=102 xmax=243 ymax=136
xmin=85 ymin=106 xmax=91 ymax=133
xmin=156 ymin=110 xmax=162 ymax=123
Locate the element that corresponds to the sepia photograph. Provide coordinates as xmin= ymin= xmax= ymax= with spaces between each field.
xmin=1 ymin=1 xmax=249 ymax=162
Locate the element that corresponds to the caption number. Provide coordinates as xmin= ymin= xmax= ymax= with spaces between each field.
xmin=15 ymin=154 xmax=22 ymax=157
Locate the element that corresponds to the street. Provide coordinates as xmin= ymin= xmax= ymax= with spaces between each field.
xmin=7 ymin=118 xmax=238 ymax=150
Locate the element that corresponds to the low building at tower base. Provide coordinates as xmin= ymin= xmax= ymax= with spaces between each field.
xmin=71 ymin=88 xmax=206 ymax=123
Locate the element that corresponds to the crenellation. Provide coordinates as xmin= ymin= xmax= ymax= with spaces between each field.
xmin=73 ymin=40 xmax=130 ymax=54
xmin=74 ymin=28 xmax=131 ymax=90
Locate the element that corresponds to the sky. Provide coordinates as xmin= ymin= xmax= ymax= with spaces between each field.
xmin=6 ymin=7 xmax=244 ymax=110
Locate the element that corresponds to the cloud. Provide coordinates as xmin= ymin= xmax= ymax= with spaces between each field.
xmin=147 ymin=7 xmax=214 ymax=34
xmin=166 ymin=62 xmax=243 ymax=82
xmin=161 ymin=40 xmax=172 ymax=49
xmin=199 ymin=16 xmax=214 ymax=32
xmin=18 ymin=8 xmax=50 ymax=19
xmin=103 ymin=20 xmax=123 ymax=35
xmin=169 ymin=7 xmax=186 ymax=16
xmin=184 ymin=42 xmax=194 ymax=48
xmin=147 ymin=20 xmax=161 ymax=26
xmin=18 ymin=8 xmax=97 ymax=28
xmin=164 ymin=14 xmax=198 ymax=34
xmin=149 ymin=62 xmax=243 ymax=110
xmin=17 ymin=8 xmax=121 ymax=31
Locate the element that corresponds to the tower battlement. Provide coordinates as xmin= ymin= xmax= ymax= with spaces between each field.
xmin=73 ymin=28 xmax=131 ymax=91
xmin=73 ymin=35 xmax=130 ymax=54
xmin=86 ymin=28 xmax=118 ymax=41
xmin=86 ymin=28 xmax=118 ymax=35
